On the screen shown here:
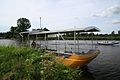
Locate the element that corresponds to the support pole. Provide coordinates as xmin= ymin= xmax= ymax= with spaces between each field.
xmin=56 ymin=35 xmax=58 ymax=51
xmin=77 ymin=39 xmax=79 ymax=53
xmin=28 ymin=34 xmax=30 ymax=47
xmin=74 ymin=31 xmax=76 ymax=52
xmin=35 ymin=34 xmax=38 ymax=48
xmin=40 ymin=35 xmax=41 ymax=49
xmin=58 ymin=32 xmax=71 ymax=53
xmin=45 ymin=33 xmax=47 ymax=49
xmin=57 ymin=33 xmax=60 ymax=55
xmin=40 ymin=17 xmax=42 ymax=29
xmin=64 ymin=40 xmax=67 ymax=52
xmin=91 ymin=32 xmax=94 ymax=49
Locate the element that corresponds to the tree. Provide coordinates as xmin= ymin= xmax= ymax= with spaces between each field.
xmin=10 ymin=26 xmax=17 ymax=33
xmin=111 ymin=31 xmax=115 ymax=35
xmin=43 ymin=27 xmax=49 ymax=31
xmin=118 ymin=30 xmax=120 ymax=35
xmin=10 ymin=26 xmax=17 ymax=38
xmin=17 ymin=18 xmax=31 ymax=32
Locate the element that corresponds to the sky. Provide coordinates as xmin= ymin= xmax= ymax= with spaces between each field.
xmin=0 ymin=0 xmax=120 ymax=34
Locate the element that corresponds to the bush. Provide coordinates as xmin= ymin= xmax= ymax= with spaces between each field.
xmin=0 ymin=46 xmax=81 ymax=80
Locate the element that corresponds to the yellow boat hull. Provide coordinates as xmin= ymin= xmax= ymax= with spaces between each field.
xmin=61 ymin=50 xmax=100 ymax=68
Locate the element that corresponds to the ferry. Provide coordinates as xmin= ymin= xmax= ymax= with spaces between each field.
xmin=20 ymin=26 xmax=100 ymax=68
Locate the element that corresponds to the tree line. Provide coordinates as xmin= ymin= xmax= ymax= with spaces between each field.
xmin=0 ymin=18 xmax=49 ymax=39
xmin=0 ymin=17 xmax=120 ymax=40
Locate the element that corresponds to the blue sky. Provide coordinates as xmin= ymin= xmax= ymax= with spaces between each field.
xmin=0 ymin=0 xmax=120 ymax=33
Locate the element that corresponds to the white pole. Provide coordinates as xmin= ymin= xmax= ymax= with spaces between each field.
xmin=40 ymin=17 xmax=42 ymax=29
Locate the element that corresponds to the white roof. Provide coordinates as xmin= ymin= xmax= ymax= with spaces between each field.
xmin=20 ymin=26 xmax=100 ymax=35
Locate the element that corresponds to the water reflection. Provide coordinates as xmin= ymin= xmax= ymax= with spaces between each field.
xmin=0 ymin=39 xmax=21 ymax=46
xmin=79 ymin=66 xmax=95 ymax=80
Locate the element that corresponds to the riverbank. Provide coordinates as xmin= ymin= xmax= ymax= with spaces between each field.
xmin=0 ymin=46 xmax=81 ymax=80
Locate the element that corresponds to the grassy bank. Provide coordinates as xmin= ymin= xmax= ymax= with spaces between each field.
xmin=0 ymin=46 xmax=81 ymax=80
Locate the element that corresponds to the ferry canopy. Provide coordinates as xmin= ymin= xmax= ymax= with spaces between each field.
xmin=20 ymin=26 xmax=100 ymax=35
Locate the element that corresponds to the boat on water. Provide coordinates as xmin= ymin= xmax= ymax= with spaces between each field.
xmin=57 ymin=49 xmax=100 ymax=68
xmin=97 ymin=41 xmax=119 ymax=45
xmin=20 ymin=26 xmax=100 ymax=68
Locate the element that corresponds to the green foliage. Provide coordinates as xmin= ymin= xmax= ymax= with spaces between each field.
xmin=17 ymin=18 xmax=31 ymax=32
xmin=43 ymin=27 xmax=49 ymax=31
xmin=10 ymin=26 xmax=17 ymax=38
xmin=10 ymin=26 xmax=17 ymax=33
xmin=0 ymin=46 xmax=80 ymax=80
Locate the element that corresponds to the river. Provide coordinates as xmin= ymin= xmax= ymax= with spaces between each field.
xmin=0 ymin=39 xmax=19 ymax=46
xmin=0 ymin=39 xmax=120 ymax=80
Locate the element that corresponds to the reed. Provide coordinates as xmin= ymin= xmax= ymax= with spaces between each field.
xmin=0 ymin=46 xmax=80 ymax=80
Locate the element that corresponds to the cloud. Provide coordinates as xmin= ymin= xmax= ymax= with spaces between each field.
xmin=108 ymin=5 xmax=120 ymax=14
xmin=93 ymin=5 xmax=120 ymax=17
xmin=112 ymin=20 xmax=120 ymax=24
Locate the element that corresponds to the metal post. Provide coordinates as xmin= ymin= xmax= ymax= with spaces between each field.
xmin=56 ymin=35 xmax=57 ymax=51
xmin=77 ymin=39 xmax=79 ymax=53
xmin=40 ymin=17 xmax=42 ymax=29
xmin=74 ymin=31 xmax=76 ymax=52
xmin=77 ymin=32 xmax=79 ymax=53
xmin=58 ymin=32 xmax=71 ymax=53
xmin=45 ymin=33 xmax=47 ymax=49
xmin=40 ymin=35 xmax=41 ymax=49
xmin=91 ymin=32 xmax=93 ymax=49
xmin=19 ymin=33 xmax=23 ymax=44
xmin=22 ymin=36 xmax=23 ymax=44
xmin=28 ymin=34 xmax=30 ymax=47
xmin=36 ymin=34 xmax=38 ymax=48
xmin=58 ymin=34 xmax=60 ymax=54
xmin=64 ymin=40 xmax=67 ymax=52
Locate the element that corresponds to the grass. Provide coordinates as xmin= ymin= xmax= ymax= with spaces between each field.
xmin=0 ymin=46 xmax=81 ymax=80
